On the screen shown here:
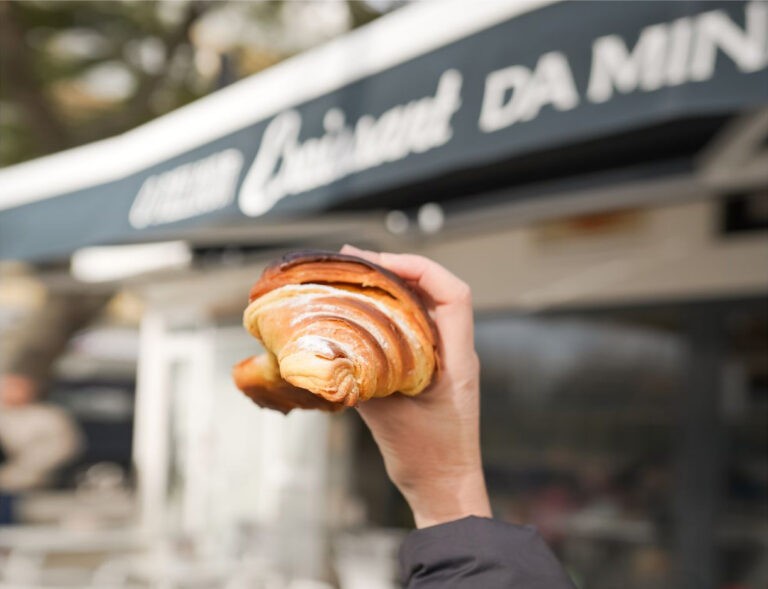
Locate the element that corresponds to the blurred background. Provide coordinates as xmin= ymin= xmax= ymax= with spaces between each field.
xmin=0 ymin=1 xmax=766 ymax=588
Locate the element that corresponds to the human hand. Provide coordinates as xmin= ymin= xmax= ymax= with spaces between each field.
xmin=340 ymin=245 xmax=491 ymax=528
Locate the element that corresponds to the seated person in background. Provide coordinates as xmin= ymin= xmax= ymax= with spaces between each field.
xmin=342 ymin=246 xmax=576 ymax=589
xmin=0 ymin=374 xmax=83 ymax=524
xmin=0 ymin=287 xmax=106 ymax=522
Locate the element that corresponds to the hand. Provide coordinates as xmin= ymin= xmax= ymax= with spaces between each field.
xmin=340 ymin=245 xmax=491 ymax=528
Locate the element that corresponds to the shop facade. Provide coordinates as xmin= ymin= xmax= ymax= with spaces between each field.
xmin=1 ymin=1 xmax=766 ymax=586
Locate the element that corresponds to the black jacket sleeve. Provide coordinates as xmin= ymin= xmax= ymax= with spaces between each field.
xmin=399 ymin=516 xmax=576 ymax=589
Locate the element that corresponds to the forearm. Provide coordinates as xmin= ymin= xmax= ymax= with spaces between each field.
xmin=3 ymin=290 xmax=110 ymax=381
xmin=0 ymin=462 xmax=50 ymax=492
xmin=0 ymin=438 xmax=80 ymax=493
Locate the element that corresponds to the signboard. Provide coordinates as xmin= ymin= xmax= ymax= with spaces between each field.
xmin=1 ymin=0 xmax=766 ymax=261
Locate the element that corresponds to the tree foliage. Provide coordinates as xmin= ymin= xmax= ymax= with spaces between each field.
xmin=0 ymin=0 xmax=389 ymax=167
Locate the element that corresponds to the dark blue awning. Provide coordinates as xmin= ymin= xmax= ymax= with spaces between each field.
xmin=1 ymin=0 xmax=766 ymax=261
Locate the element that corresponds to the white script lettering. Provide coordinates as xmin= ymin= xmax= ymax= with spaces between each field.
xmin=129 ymin=149 xmax=243 ymax=229
xmin=238 ymin=69 xmax=462 ymax=217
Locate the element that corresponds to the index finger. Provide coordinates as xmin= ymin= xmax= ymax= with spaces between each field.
xmin=341 ymin=246 xmax=470 ymax=307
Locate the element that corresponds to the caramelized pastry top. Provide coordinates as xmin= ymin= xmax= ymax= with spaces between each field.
xmin=232 ymin=250 xmax=438 ymax=413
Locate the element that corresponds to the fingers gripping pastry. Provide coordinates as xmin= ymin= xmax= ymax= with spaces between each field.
xmin=232 ymin=251 xmax=438 ymax=413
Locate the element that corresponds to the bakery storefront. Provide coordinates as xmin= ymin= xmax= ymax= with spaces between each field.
xmin=1 ymin=1 xmax=766 ymax=587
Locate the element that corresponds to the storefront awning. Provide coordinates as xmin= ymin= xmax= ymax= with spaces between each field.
xmin=1 ymin=0 xmax=766 ymax=261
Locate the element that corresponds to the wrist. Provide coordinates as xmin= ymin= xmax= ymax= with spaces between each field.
xmin=401 ymin=469 xmax=492 ymax=528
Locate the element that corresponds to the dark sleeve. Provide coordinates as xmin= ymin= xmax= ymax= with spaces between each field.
xmin=399 ymin=516 xmax=576 ymax=589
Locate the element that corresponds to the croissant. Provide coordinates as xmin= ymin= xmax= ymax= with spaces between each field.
xmin=232 ymin=250 xmax=438 ymax=413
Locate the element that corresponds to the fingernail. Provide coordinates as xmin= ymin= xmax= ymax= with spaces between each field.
xmin=341 ymin=244 xmax=365 ymax=254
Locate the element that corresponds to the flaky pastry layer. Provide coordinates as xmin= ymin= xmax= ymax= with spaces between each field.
xmin=232 ymin=251 xmax=438 ymax=413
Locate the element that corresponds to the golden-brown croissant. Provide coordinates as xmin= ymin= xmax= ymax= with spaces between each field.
xmin=232 ymin=250 xmax=438 ymax=413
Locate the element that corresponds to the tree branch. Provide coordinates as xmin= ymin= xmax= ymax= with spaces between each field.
xmin=117 ymin=0 xmax=213 ymax=128
xmin=0 ymin=0 xmax=71 ymax=153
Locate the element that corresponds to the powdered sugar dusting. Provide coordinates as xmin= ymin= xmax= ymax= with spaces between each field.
xmin=295 ymin=335 xmax=338 ymax=358
xmin=249 ymin=283 xmax=425 ymax=357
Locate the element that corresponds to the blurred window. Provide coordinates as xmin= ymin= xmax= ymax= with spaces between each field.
xmin=473 ymin=300 xmax=767 ymax=589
